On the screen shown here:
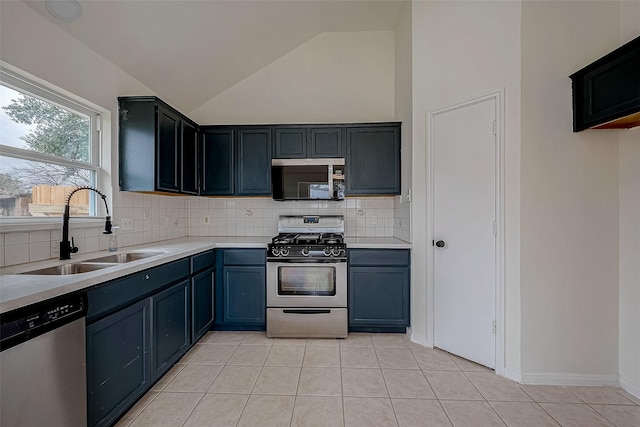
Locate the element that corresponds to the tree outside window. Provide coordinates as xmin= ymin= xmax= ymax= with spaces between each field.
xmin=0 ymin=72 xmax=100 ymax=218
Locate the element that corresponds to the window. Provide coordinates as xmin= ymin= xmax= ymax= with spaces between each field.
xmin=0 ymin=67 xmax=102 ymax=218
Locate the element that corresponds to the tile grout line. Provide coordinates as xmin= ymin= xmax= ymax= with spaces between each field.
xmin=337 ymin=338 xmax=346 ymax=427
xmin=233 ymin=333 xmax=266 ymax=427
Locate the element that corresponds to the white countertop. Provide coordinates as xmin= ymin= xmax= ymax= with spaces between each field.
xmin=0 ymin=237 xmax=267 ymax=314
xmin=0 ymin=235 xmax=411 ymax=314
xmin=345 ymin=237 xmax=411 ymax=249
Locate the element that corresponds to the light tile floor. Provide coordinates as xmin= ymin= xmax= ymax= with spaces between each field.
xmin=115 ymin=332 xmax=640 ymax=427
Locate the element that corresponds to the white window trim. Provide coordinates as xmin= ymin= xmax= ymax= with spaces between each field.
xmin=0 ymin=64 xmax=110 ymax=232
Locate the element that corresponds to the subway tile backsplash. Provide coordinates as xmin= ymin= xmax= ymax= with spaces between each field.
xmin=0 ymin=193 xmax=410 ymax=267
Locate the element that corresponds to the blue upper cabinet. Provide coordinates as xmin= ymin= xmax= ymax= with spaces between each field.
xmin=273 ymin=127 xmax=307 ymax=158
xmin=346 ymin=124 xmax=401 ymax=195
xmin=200 ymin=126 xmax=271 ymax=196
xmin=181 ymin=120 xmax=199 ymax=195
xmin=156 ymin=104 xmax=181 ymax=192
xmin=309 ymin=127 xmax=343 ymax=158
xmin=570 ymin=36 xmax=640 ymax=132
xmin=200 ymin=129 xmax=235 ymax=195
xmin=119 ymin=97 xmax=195 ymax=194
xmin=272 ymin=126 xmax=344 ymax=159
xmin=236 ymin=128 xmax=272 ymax=195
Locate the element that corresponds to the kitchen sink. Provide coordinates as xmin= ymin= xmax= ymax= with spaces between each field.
xmin=20 ymin=262 xmax=114 ymax=275
xmin=86 ymin=251 xmax=164 ymax=264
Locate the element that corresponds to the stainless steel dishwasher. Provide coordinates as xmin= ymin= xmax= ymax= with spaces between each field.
xmin=1 ymin=293 xmax=87 ymax=427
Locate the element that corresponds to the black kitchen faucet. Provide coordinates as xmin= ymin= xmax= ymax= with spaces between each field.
xmin=60 ymin=186 xmax=112 ymax=260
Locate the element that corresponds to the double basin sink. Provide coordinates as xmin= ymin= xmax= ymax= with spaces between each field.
xmin=20 ymin=251 xmax=164 ymax=275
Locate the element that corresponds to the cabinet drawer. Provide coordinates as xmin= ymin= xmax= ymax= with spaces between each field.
xmin=191 ymin=250 xmax=214 ymax=274
xmin=87 ymin=258 xmax=189 ymax=321
xmin=348 ymin=249 xmax=409 ymax=266
xmin=223 ymin=249 xmax=265 ymax=265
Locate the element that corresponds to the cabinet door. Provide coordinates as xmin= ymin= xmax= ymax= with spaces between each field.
xmin=152 ymin=280 xmax=190 ymax=380
xmin=222 ymin=266 xmax=265 ymax=325
xmin=346 ymin=126 xmax=400 ymax=195
xmin=181 ymin=121 xmax=199 ymax=195
xmin=273 ymin=128 xmax=307 ymax=158
xmin=309 ymin=127 xmax=343 ymax=158
xmin=348 ymin=266 xmax=409 ymax=327
xmin=86 ymin=299 xmax=151 ymax=427
xmin=571 ymin=37 xmax=640 ymax=131
xmin=236 ymin=128 xmax=272 ymax=195
xmin=192 ymin=267 xmax=215 ymax=343
xmin=201 ymin=129 xmax=234 ymax=195
xmin=156 ymin=104 xmax=181 ymax=192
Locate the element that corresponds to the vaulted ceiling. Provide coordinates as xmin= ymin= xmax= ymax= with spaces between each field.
xmin=24 ymin=0 xmax=404 ymax=114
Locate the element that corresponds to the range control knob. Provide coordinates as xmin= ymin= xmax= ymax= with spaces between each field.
xmin=331 ymin=247 xmax=342 ymax=256
xmin=271 ymin=247 xmax=281 ymax=257
xmin=324 ymin=247 xmax=332 ymax=256
xmin=301 ymin=248 xmax=310 ymax=257
xmin=280 ymin=248 xmax=290 ymax=257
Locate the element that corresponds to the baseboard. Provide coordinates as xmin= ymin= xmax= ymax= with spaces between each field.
xmin=521 ymin=372 xmax=619 ymax=386
xmin=619 ymin=375 xmax=640 ymax=399
xmin=408 ymin=328 xmax=429 ymax=348
xmin=502 ymin=367 xmax=522 ymax=383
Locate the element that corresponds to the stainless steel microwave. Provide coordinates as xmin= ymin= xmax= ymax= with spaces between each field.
xmin=271 ymin=158 xmax=345 ymax=201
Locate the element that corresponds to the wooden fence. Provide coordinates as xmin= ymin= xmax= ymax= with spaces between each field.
xmin=28 ymin=185 xmax=89 ymax=216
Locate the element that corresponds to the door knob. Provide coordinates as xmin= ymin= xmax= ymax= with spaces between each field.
xmin=435 ymin=240 xmax=446 ymax=248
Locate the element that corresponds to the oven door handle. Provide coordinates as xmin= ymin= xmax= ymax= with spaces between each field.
xmin=282 ymin=309 xmax=332 ymax=315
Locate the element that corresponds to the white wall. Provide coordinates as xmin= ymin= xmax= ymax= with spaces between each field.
xmin=410 ymin=0 xmax=522 ymax=373
xmin=619 ymin=128 xmax=640 ymax=394
xmin=618 ymin=1 xmax=640 ymax=396
xmin=393 ymin=1 xmax=412 ymax=243
xmin=190 ymin=31 xmax=395 ymax=124
xmin=0 ymin=1 xmax=189 ymax=266
xmin=520 ymin=1 xmax=620 ymax=382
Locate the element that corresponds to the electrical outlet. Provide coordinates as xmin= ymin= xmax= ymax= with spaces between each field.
xmin=121 ymin=218 xmax=133 ymax=231
xmin=204 ymin=215 xmax=210 ymax=224
xmin=371 ymin=215 xmax=378 ymax=225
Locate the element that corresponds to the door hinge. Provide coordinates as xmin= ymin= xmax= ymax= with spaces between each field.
xmin=492 ymin=120 xmax=497 ymax=135
xmin=492 ymin=321 xmax=497 ymax=334
xmin=493 ymin=221 xmax=497 ymax=236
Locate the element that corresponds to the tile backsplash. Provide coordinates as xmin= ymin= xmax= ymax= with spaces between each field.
xmin=187 ymin=197 xmax=398 ymax=238
xmin=0 ymin=193 xmax=410 ymax=267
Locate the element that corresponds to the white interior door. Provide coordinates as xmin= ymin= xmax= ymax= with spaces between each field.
xmin=432 ymin=96 xmax=497 ymax=369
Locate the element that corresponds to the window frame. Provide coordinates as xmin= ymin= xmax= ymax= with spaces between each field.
xmin=0 ymin=66 xmax=105 ymax=225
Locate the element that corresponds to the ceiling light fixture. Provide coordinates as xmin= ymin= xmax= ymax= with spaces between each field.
xmin=46 ymin=0 xmax=83 ymax=22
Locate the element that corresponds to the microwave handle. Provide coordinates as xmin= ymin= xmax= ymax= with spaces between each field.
xmin=328 ymin=164 xmax=334 ymax=199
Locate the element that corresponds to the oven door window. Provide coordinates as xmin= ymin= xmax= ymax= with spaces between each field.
xmin=278 ymin=266 xmax=336 ymax=296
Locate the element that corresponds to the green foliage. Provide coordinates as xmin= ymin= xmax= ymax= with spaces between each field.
xmin=3 ymin=95 xmax=89 ymax=162
xmin=0 ymin=172 xmax=26 ymax=195
xmin=2 ymin=94 xmax=91 ymax=191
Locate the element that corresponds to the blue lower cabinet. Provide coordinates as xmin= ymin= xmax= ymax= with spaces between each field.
xmin=86 ymin=299 xmax=151 ymax=427
xmin=222 ymin=266 xmax=265 ymax=325
xmin=192 ymin=267 xmax=215 ymax=342
xmin=348 ymin=249 xmax=410 ymax=332
xmin=214 ymin=249 xmax=266 ymax=330
xmin=151 ymin=280 xmax=190 ymax=381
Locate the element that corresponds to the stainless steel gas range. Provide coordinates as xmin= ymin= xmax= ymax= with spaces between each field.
xmin=266 ymin=215 xmax=347 ymax=338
